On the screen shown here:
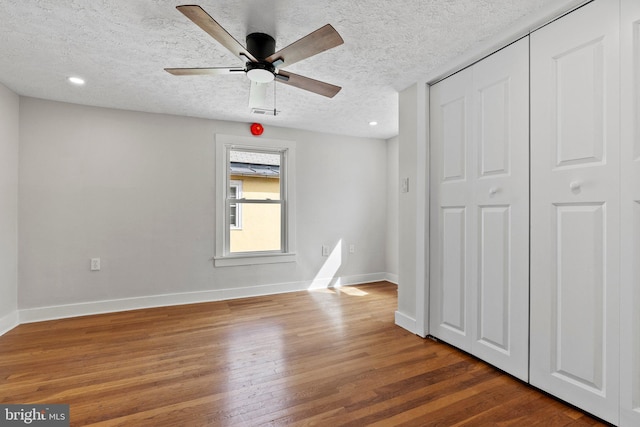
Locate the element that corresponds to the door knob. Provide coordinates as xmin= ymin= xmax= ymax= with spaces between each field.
xmin=489 ymin=187 xmax=499 ymax=196
xmin=569 ymin=181 xmax=581 ymax=191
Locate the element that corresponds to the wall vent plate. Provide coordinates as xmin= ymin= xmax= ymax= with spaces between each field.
xmin=251 ymin=108 xmax=279 ymax=116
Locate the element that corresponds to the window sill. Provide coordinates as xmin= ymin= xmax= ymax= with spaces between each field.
xmin=214 ymin=253 xmax=297 ymax=267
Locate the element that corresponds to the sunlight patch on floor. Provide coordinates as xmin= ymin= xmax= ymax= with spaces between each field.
xmin=336 ymin=286 xmax=368 ymax=296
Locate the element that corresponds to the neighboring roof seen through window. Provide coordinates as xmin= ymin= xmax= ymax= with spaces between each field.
xmin=230 ymin=162 xmax=280 ymax=177
xmin=230 ymin=150 xmax=280 ymax=165
xmin=229 ymin=150 xmax=280 ymax=177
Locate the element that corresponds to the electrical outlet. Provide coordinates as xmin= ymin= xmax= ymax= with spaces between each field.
xmin=322 ymin=245 xmax=330 ymax=256
xmin=90 ymin=258 xmax=100 ymax=271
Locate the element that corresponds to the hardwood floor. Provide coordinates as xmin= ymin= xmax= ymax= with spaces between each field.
xmin=0 ymin=282 xmax=606 ymax=426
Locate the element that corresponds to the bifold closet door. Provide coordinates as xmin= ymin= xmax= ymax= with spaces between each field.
xmin=429 ymin=66 xmax=473 ymax=353
xmin=429 ymin=38 xmax=529 ymax=381
xmin=621 ymin=0 xmax=640 ymax=424
xmin=530 ymin=0 xmax=620 ymax=424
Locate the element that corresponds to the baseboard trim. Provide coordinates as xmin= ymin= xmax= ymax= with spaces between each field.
xmin=17 ymin=273 xmax=390 ymax=326
xmin=0 ymin=310 xmax=19 ymax=336
xmin=394 ymin=310 xmax=417 ymax=334
xmin=385 ymin=273 xmax=399 ymax=285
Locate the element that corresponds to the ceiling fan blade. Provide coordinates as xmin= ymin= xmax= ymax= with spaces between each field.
xmin=276 ymin=70 xmax=341 ymax=98
xmin=176 ymin=5 xmax=257 ymax=62
xmin=265 ymin=24 xmax=343 ymax=67
xmin=248 ymin=82 xmax=268 ymax=108
xmin=165 ymin=67 xmax=245 ymax=76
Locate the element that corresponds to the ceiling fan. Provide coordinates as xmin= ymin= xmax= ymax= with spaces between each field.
xmin=165 ymin=5 xmax=344 ymax=109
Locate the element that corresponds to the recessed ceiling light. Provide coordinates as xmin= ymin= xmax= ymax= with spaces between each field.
xmin=369 ymin=121 xmax=378 ymax=126
xmin=68 ymin=76 xmax=85 ymax=85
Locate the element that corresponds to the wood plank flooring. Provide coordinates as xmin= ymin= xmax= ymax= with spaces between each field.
xmin=0 ymin=282 xmax=606 ymax=426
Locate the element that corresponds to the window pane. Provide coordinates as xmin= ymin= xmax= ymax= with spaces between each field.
xmin=230 ymin=203 xmax=281 ymax=253
xmin=229 ymin=181 xmax=242 ymax=229
xmin=229 ymin=149 xmax=280 ymax=200
xmin=230 ymin=204 xmax=237 ymax=228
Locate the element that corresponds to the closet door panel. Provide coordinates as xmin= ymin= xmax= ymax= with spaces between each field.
xmin=621 ymin=0 xmax=640 ymax=424
xmin=478 ymin=78 xmax=510 ymax=177
xmin=430 ymin=38 xmax=529 ymax=380
xmin=477 ymin=205 xmax=510 ymax=350
xmin=554 ymin=39 xmax=605 ymax=167
xmin=530 ymin=0 xmax=619 ymax=423
xmin=429 ymin=68 xmax=474 ymax=352
xmin=442 ymin=97 xmax=468 ymax=181
xmin=470 ymin=38 xmax=529 ymax=381
xmin=620 ymin=202 xmax=640 ymax=426
xmin=552 ymin=203 xmax=605 ymax=390
xmin=440 ymin=207 xmax=467 ymax=333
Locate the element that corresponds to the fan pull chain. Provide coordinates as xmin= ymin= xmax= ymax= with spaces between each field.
xmin=273 ymin=79 xmax=277 ymax=116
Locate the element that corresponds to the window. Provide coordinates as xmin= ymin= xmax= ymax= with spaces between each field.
xmin=215 ymin=135 xmax=296 ymax=267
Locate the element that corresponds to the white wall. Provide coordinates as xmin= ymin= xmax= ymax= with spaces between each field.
xmin=396 ymin=83 xmax=429 ymax=336
xmin=386 ymin=136 xmax=399 ymax=282
xmin=396 ymin=84 xmax=419 ymax=330
xmin=17 ymin=97 xmax=389 ymax=319
xmin=0 ymin=83 xmax=19 ymax=333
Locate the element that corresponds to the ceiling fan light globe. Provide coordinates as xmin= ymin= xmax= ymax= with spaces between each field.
xmin=247 ymin=68 xmax=274 ymax=83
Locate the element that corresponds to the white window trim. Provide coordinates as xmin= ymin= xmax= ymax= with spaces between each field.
xmin=214 ymin=134 xmax=297 ymax=267
xmin=229 ymin=180 xmax=243 ymax=230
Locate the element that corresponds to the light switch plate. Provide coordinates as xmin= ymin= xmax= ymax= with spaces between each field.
xmin=401 ymin=177 xmax=409 ymax=193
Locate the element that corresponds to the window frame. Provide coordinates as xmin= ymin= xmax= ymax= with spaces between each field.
xmin=214 ymin=134 xmax=296 ymax=267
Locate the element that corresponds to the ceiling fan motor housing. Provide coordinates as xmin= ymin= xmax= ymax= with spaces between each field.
xmin=245 ymin=33 xmax=278 ymax=83
xmin=246 ymin=33 xmax=276 ymax=60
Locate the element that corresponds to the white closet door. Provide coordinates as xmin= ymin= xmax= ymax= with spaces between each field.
xmin=530 ymin=0 xmax=620 ymax=424
xmin=621 ymin=0 xmax=640 ymax=425
xmin=429 ymin=38 xmax=529 ymax=380
xmin=469 ymin=38 xmax=529 ymax=381
xmin=429 ymin=66 xmax=474 ymax=353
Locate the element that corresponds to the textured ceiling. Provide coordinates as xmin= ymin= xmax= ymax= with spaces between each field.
xmin=0 ymin=0 xmax=561 ymax=139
